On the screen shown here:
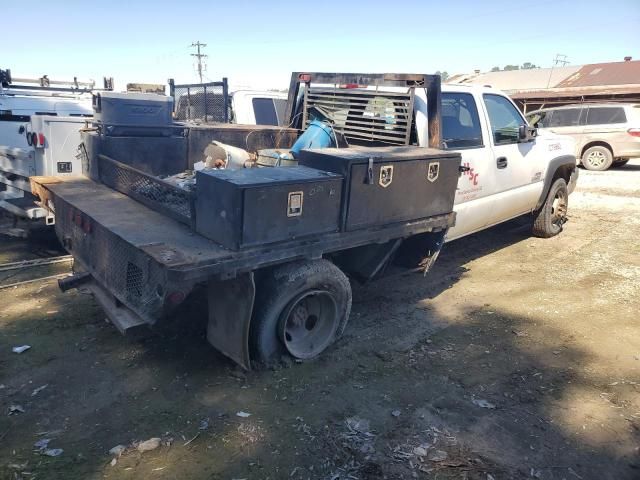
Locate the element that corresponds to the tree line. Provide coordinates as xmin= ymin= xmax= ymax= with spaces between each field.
xmin=491 ymin=62 xmax=539 ymax=72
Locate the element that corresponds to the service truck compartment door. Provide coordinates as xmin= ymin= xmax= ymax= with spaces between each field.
xmin=31 ymin=116 xmax=86 ymax=177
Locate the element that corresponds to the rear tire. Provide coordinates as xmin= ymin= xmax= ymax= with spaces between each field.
xmin=250 ymin=259 xmax=352 ymax=367
xmin=532 ymin=178 xmax=568 ymax=238
xmin=581 ymin=146 xmax=613 ymax=171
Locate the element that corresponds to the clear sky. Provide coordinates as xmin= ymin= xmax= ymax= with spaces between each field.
xmin=2 ymin=0 xmax=638 ymax=91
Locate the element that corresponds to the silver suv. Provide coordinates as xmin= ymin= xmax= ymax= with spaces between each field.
xmin=526 ymin=103 xmax=640 ymax=170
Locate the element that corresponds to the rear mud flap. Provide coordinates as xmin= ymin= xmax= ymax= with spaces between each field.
xmin=207 ymin=272 xmax=255 ymax=370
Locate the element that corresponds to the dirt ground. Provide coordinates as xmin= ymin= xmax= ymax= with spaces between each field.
xmin=1 ymin=161 xmax=639 ymax=480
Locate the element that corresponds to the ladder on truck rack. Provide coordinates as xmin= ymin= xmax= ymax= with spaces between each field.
xmin=0 ymin=68 xmax=113 ymax=94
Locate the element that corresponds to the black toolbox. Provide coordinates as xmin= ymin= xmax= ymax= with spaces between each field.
xmin=195 ymin=166 xmax=342 ymax=249
xmin=298 ymin=146 xmax=461 ymax=231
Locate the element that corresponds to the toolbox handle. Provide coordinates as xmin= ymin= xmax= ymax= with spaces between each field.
xmin=366 ymin=158 xmax=374 ymax=184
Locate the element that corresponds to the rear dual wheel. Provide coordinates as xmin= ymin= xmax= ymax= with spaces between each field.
xmin=249 ymin=259 xmax=352 ymax=366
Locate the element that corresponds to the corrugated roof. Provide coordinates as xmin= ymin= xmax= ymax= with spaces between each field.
xmin=449 ymin=60 xmax=640 ymax=92
xmin=450 ymin=66 xmax=580 ymax=91
xmin=556 ymin=60 xmax=640 ymax=87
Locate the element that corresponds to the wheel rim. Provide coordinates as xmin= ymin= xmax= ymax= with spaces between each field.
xmin=586 ymin=150 xmax=606 ymax=168
xmin=278 ymin=290 xmax=339 ymax=359
xmin=551 ymin=189 xmax=568 ymax=227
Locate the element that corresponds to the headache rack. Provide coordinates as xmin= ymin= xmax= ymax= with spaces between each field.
xmin=303 ymin=87 xmax=415 ymax=146
xmin=286 ymin=72 xmax=442 ymax=149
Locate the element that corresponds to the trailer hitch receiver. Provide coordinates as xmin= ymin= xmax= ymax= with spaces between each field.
xmin=58 ymin=272 xmax=92 ymax=292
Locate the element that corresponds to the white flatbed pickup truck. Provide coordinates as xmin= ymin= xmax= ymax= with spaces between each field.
xmin=29 ymin=72 xmax=579 ymax=370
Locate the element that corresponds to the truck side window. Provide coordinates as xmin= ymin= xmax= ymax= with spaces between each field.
xmin=483 ymin=94 xmax=524 ymax=145
xmin=252 ymin=98 xmax=279 ymax=126
xmin=547 ymin=108 xmax=582 ymax=127
xmin=441 ymin=93 xmax=483 ymax=149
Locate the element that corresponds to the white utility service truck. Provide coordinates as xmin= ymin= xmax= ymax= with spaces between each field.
xmin=0 ymin=70 xmax=103 ymax=221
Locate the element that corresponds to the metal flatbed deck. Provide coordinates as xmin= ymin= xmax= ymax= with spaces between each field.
xmin=31 ymin=175 xmax=455 ymax=284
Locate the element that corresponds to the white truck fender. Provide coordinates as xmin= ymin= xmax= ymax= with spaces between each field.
xmin=535 ymin=154 xmax=578 ymax=211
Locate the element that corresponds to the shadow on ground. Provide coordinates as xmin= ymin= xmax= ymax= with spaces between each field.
xmin=1 ymin=220 xmax=637 ymax=479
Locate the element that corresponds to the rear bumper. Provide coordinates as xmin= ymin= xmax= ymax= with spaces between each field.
xmin=612 ymin=138 xmax=640 ymax=158
xmin=0 ymin=196 xmax=48 ymax=219
xmin=614 ymin=148 xmax=640 ymax=159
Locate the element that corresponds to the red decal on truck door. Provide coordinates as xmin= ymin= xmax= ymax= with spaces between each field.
xmin=462 ymin=162 xmax=479 ymax=186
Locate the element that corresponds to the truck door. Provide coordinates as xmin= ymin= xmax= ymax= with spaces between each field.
xmin=440 ymin=92 xmax=496 ymax=240
xmin=481 ymin=93 xmax=542 ymax=220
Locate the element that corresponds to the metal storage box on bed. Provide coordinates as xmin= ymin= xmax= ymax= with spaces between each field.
xmin=298 ymin=146 xmax=461 ymax=232
xmin=195 ymin=166 xmax=343 ymax=250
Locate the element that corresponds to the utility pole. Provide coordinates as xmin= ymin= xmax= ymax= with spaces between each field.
xmin=190 ymin=41 xmax=208 ymax=84
xmin=553 ymin=54 xmax=569 ymax=67
xmin=546 ymin=53 xmax=569 ymax=88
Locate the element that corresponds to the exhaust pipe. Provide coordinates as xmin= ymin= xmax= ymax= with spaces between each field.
xmin=58 ymin=272 xmax=92 ymax=292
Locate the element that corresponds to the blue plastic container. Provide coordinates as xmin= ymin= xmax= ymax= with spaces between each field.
xmin=290 ymin=120 xmax=336 ymax=158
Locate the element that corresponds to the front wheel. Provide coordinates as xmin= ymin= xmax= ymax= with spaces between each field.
xmin=582 ymin=146 xmax=613 ymax=171
xmin=532 ymin=178 xmax=568 ymax=238
xmin=250 ymin=259 xmax=352 ymax=366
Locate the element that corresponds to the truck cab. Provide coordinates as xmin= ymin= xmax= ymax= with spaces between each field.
xmin=230 ymin=90 xmax=287 ymax=125
xmin=438 ymin=84 xmax=577 ymax=240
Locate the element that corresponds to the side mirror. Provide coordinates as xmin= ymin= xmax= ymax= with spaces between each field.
xmin=518 ymin=124 xmax=537 ymax=142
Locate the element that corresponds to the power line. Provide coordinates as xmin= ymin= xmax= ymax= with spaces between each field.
xmin=190 ymin=41 xmax=208 ymax=84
